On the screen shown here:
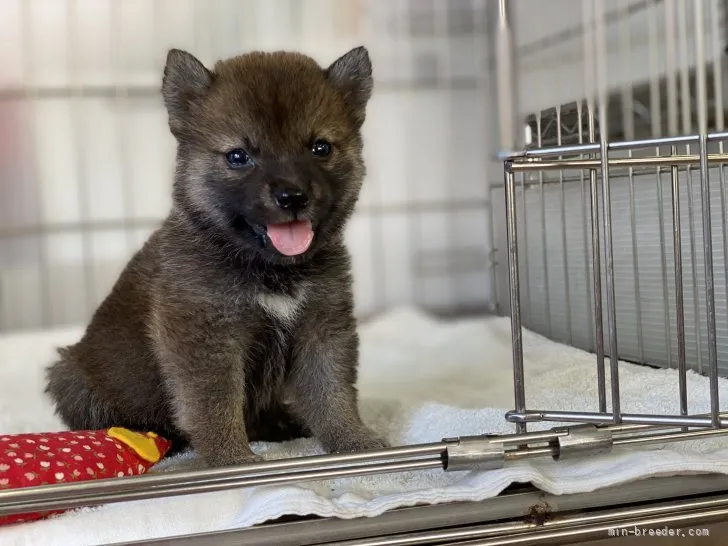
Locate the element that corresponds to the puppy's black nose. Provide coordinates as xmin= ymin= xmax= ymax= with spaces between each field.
xmin=274 ymin=188 xmax=310 ymax=212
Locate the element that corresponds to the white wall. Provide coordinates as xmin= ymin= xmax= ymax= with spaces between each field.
xmin=0 ymin=0 xmax=493 ymax=331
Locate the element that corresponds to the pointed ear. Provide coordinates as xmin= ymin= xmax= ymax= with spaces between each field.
xmin=161 ymin=49 xmax=213 ymax=134
xmin=326 ymin=46 xmax=373 ymax=127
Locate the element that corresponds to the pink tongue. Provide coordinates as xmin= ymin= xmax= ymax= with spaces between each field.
xmin=266 ymin=220 xmax=314 ymax=256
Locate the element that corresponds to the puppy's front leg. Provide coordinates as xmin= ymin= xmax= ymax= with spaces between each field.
xmin=288 ymin=331 xmax=389 ymax=454
xmin=164 ymin=360 xmax=257 ymax=467
xmin=153 ymin=312 xmax=257 ymax=467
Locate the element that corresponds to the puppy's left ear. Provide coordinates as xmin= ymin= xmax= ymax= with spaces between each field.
xmin=326 ymin=46 xmax=373 ymax=127
xmin=162 ymin=49 xmax=213 ymax=137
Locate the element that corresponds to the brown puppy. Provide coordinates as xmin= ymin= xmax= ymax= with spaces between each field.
xmin=44 ymin=46 xmax=389 ymax=467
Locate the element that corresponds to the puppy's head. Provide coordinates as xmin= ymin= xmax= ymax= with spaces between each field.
xmin=162 ymin=47 xmax=373 ymax=264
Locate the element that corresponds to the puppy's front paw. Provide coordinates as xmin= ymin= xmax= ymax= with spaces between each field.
xmin=202 ymin=447 xmax=263 ymax=468
xmin=329 ymin=429 xmax=390 ymax=454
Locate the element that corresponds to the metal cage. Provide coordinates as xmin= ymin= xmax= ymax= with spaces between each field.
xmin=498 ymin=0 xmax=728 ymax=430
xmin=4 ymin=0 xmax=728 ymax=544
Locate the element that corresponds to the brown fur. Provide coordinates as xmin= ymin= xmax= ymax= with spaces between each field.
xmin=44 ymin=46 xmax=389 ymax=467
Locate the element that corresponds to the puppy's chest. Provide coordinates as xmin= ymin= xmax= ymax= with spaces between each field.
xmin=254 ymin=291 xmax=307 ymax=327
xmin=244 ymin=287 xmax=307 ymax=375
xmin=240 ymin=291 xmax=306 ymax=411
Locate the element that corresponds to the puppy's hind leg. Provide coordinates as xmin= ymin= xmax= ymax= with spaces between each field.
xmin=45 ymin=348 xmax=115 ymax=431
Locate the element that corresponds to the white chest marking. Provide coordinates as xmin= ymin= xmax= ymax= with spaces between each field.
xmin=255 ymin=291 xmax=306 ymax=325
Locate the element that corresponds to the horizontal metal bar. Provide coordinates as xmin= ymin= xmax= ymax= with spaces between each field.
xmin=502 ymin=429 xmax=728 ymax=463
xmin=1 ymin=459 xmax=443 ymax=517
xmin=489 ymin=164 xmax=678 ymax=189
xmin=0 ymin=201 xmax=490 ymax=240
xmin=333 ymin=492 xmax=728 ymax=546
xmin=508 ymin=153 xmax=728 ymax=172
xmin=503 ymin=130 xmax=728 ymax=159
xmin=0 ymin=79 xmax=480 ymax=101
xmin=120 ymin=474 xmax=728 ymax=546
xmin=0 ymin=218 xmax=161 ymax=239
xmin=4 ymin=422 xmax=726 ymax=519
xmin=607 ymin=412 xmax=728 ymax=433
xmin=507 ymin=409 xmax=728 ymax=428
xmin=454 ymin=506 xmax=728 ymax=546
xmin=0 ymin=443 xmax=445 ymax=517
xmin=616 ymin=428 xmax=728 ymax=447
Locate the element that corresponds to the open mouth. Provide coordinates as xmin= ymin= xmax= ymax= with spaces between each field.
xmin=265 ymin=219 xmax=314 ymax=257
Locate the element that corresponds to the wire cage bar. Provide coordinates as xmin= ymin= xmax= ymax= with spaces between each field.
xmin=499 ymin=0 xmax=728 ymax=439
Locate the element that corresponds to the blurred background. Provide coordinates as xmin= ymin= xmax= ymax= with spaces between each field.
xmin=2 ymin=0 xmax=728 ymax=375
xmin=0 ymin=0 xmax=496 ymax=331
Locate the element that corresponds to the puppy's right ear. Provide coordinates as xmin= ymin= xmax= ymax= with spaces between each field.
xmin=161 ymin=49 xmax=213 ymax=134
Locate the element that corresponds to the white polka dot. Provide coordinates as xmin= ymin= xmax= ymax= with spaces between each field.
xmin=86 ymin=467 xmax=95 ymax=476
xmin=40 ymin=461 xmax=51 ymax=468
xmin=96 ymin=462 xmax=104 ymax=470
xmin=24 ymin=453 xmax=32 ymax=459
xmin=117 ymin=471 xmax=124 ymax=478
xmin=56 ymin=461 xmax=65 ymax=467
xmin=127 ymin=468 xmax=133 ymax=475
xmin=0 ymin=478 xmax=9 ymax=486
xmin=39 ymin=438 xmax=49 ymax=443
xmin=9 ymin=443 xmax=19 ymax=449
xmin=24 ymin=472 xmax=35 ymax=481
xmin=24 ymin=439 xmax=36 ymax=444
xmin=137 ymin=464 xmax=144 ymax=473
xmin=83 ymin=445 xmax=91 ymax=451
xmin=7 ymin=451 xmax=16 ymax=457
xmin=104 ymin=437 xmax=114 ymax=442
xmin=69 ymin=440 xmax=78 ymax=445
xmin=97 ymin=453 xmax=106 ymax=458
xmin=0 ymin=437 xmax=10 ymax=442
xmin=13 ymin=458 xmax=23 ymax=464
xmin=39 ymin=445 xmax=50 ymax=451
xmin=0 ymin=464 xmax=9 ymax=472
xmin=54 ymin=472 xmax=64 ymax=480
xmin=61 ymin=448 xmax=71 ymax=453
xmin=92 ymin=441 xmax=101 ymax=446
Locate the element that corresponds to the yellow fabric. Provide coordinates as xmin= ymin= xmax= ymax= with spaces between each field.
xmin=107 ymin=428 xmax=162 ymax=463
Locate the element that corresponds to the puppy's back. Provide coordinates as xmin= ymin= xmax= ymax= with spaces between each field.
xmin=45 ymin=230 xmax=178 ymax=440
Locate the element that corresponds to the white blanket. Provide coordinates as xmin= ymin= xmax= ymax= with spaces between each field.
xmin=1 ymin=307 xmax=728 ymax=545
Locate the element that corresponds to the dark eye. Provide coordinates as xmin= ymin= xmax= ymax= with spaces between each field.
xmin=311 ymin=139 xmax=332 ymax=158
xmin=226 ymin=149 xmax=252 ymax=168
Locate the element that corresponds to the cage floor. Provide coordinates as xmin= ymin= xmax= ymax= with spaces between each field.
xmin=2 ymin=307 xmax=728 ymax=545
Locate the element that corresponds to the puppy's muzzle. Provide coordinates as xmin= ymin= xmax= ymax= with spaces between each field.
xmin=274 ymin=187 xmax=310 ymax=214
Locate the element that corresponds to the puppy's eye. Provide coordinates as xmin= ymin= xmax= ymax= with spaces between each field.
xmin=226 ymin=149 xmax=252 ymax=168
xmin=311 ymin=139 xmax=332 ymax=158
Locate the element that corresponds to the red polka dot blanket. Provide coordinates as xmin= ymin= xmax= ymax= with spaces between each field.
xmin=0 ymin=428 xmax=171 ymax=525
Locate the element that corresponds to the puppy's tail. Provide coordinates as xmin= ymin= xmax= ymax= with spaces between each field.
xmin=45 ymin=347 xmax=113 ymax=431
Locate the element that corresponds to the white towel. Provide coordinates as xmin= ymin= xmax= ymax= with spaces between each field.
xmin=1 ymin=306 xmax=728 ymax=545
